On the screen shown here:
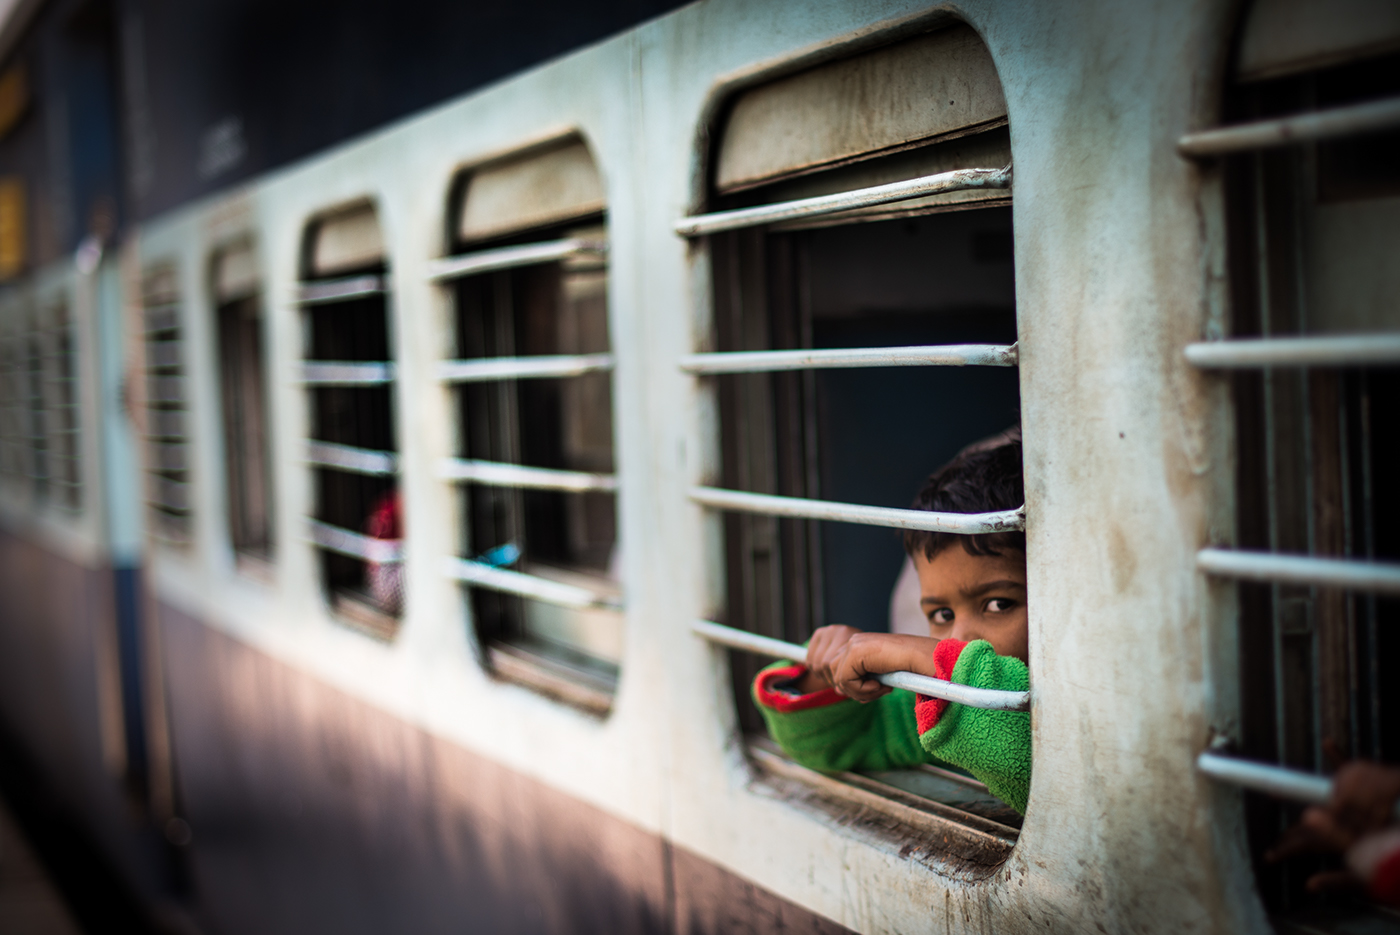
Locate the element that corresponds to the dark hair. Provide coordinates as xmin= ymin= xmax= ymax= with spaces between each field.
xmin=903 ymin=427 xmax=1025 ymax=561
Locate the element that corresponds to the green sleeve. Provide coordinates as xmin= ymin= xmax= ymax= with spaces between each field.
xmin=753 ymin=661 xmax=927 ymax=773
xmin=917 ymin=641 xmax=1032 ymax=813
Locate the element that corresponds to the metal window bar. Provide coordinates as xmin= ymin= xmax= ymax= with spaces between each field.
xmin=299 ymin=361 xmax=396 ymax=386
xmin=675 ymin=165 xmax=1013 ymax=237
xmin=439 ymin=458 xmax=617 ymax=492
xmin=443 ymin=556 xmax=620 ymax=610
xmin=296 ymin=274 xmax=388 ymax=305
xmin=1198 ymin=547 xmax=1400 ymax=596
xmin=1178 ymin=96 xmax=1400 ymax=158
xmin=692 ymin=485 xmax=1024 ymax=534
xmin=692 ymin=619 xmax=1030 ymax=711
xmin=305 ymin=441 xmax=397 ymax=477
xmin=306 ymin=518 xmax=403 ymax=563
xmin=1185 ymin=334 xmax=1400 ymax=369
xmin=426 ymin=239 xmax=606 ymax=283
xmin=681 ymin=343 xmax=1018 ymax=374
xmin=437 ymin=353 xmax=614 ymax=384
xmin=1197 ymin=751 xmax=1400 ymax=819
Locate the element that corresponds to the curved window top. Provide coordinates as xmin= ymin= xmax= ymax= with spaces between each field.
xmin=715 ymin=23 xmax=1006 ymax=194
xmin=1237 ymin=0 xmax=1400 ymax=82
xmin=458 ymin=136 xmax=605 ymax=244
xmin=308 ymin=203 xmax=385 ymax=277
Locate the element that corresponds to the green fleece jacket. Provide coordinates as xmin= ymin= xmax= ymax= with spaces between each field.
xmin=752 ymin=638 xmax=1031 ymax=813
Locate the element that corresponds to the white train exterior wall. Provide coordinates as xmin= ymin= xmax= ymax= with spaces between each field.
xmin=0 ymin=0 xmax=1271 ymax=931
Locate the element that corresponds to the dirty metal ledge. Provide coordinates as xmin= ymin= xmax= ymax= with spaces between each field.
xmin=681 ymin=343 xmax=1017 ymax=374
xmin=675 ymin=165 xmax=1012 ymax=237
xmin=1178 ymin=97 xmax=1400 ymax=157
xmin=692 ymin=619 xmax=1030 ymax=712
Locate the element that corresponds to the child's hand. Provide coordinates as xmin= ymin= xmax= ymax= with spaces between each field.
xmin=1267 ymin=760 xmax=1400 ymax=894
xmin=792 ymin=625 xmax=864 ymax=694
xmin=829 ymin=633 xmax=941 ymax=703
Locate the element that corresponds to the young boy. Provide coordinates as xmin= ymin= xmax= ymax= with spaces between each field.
xmin=752 ymin=431 xmax=1032 ymax=813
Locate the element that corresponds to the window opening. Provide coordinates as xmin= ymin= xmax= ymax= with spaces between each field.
xmin=684 ymin=24 xmax=1028 ymax=858
xmin=23 ymin=307 xmax=48 ymax=501
xmin=0 ymin=318 xmax=18 ymax=485
xmin=299 ymin=204 xmax=402 ymax=640
xmin=438 ymin=136 xmax=620 ymax=715
xmin=143 ymin=265 xmax=191 ymax=543
xmin=213 ymin=243 xmax=272 ymax=562
xmin=44 ymin=298 xmax=80 ymax=512
xmin=1181 ymin=35 xmax=1400 ymax=917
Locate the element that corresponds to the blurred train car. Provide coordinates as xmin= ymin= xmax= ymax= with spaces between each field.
xmin=0 ymin=0 xmax=1396 ymax=932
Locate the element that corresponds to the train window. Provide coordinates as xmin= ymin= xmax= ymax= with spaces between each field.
xmin=0 ymin=298 xmax=78 ymax=510
xmin=212 ymin=242 xmax=273 ymax=564
xmin=298 ymin=203 xmax=402 ymax=640
xmin=143 ymin=265 xmax=192 ymax=543
xmin=0 ymin=315 xmax=18 ymax=485
xmin=1181 ymin=3 xmax=1400 ymax=919
xmin=684 ymin=24 xmax=1027 ymax=861
xmin=434 ymin=136 xmax=619 ymax=714
xmin=40 ymin=298 xmax=80 ymax=512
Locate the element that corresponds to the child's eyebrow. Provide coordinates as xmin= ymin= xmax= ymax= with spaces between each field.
xmin=963 ymin=579 xmax=1027 ymax=599
xmin=919 ymin=580 xmax=1026 ymax=606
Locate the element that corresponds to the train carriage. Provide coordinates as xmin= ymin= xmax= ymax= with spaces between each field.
xmin=0 ymin=0 xmax=1396 ymax=932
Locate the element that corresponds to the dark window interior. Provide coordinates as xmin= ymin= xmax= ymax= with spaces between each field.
xmin=1224 ymin=49 xmax=1400 ymax=912
xmin=216 ymin=292 xmax=272 ymax=558
xmin=452 ymin=220 xmax=619 ymax=692
xmin=144 ymin=275 xmax=191 ymax=541
xmin=302 ymin=258 xmax=401 ymax=634
xmin=712 ymin=204 xmax=1021 ymax=824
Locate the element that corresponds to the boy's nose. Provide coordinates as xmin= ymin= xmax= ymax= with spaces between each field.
xmin=950 ymin=620 xmax=982 ymax=644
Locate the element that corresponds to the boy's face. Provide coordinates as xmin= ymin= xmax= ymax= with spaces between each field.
xmin=914 ymin=546 xmax=1028 ymax=663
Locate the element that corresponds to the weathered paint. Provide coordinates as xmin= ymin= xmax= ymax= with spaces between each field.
xmin=0 ymin=0 xmax=1274 ymax=931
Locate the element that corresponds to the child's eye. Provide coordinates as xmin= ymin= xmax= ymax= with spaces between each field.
xmin=928 ymin=608 xmax=954 ymax=625
xmin=985 ymin=598 xmax=1017 ymax=614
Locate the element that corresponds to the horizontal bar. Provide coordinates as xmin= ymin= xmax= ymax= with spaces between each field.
xmin=1197 ymin=752 xmax=1330 ymax=804
xmin=426 ymin=239 xmax=605 ymax=283
xmin=1179 ymin=96 xmax=1400 ymax=157
xmin=438 ymin=354 xmax=614 ymax=383
xmin=1197 ymin=751 xmax=1400 ymax=820
xmin=306 ymin=519 xmax=403 ymax=563
xmin=299 ymin=362 xmax=395 ymax=386
xmin=296 ymin=274 xmax=387 ymax=305
xmin=1198 ymin=548 xmax=1400 ymax=596
xmin=444 ymin=556 xmax=620 ymax=610
xmin=306 ymin=441 xmax=397 ymax=476
xmin=676 ymin=165 xmax=1013 ymax=237
xmin=682 ymin=343 xmax=1018 ymax=374
xmin=691 ymin=486 xmax=1025 ymax=534
xmin=692 ymin=619 xmax=1030 ymax=711
xmin=1185 ymin=334 xmax=1400 ymax=369
xmin=439 ymin=458 xmax=616 ymax=492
